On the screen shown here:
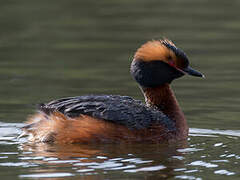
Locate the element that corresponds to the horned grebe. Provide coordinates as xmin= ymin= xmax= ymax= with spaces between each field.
xmin=22 ymin=39 xmax=204 ymax=143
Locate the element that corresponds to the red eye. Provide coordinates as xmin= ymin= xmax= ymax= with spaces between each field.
xmin=168 ymin=60 xmax=175 ymax=67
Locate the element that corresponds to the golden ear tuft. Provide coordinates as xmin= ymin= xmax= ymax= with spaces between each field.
xmin=159 ymin=39 xmax=176 ymax=48
xmin=134 ymin=39 xmax=176 ymax=62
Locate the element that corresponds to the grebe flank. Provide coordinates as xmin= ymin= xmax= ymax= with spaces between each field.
xmin=22 ymin=39 xmax=204 ymax=144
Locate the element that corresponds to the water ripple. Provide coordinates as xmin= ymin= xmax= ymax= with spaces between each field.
xmin=214 ymin=170 xmax=235 ymax=176
xmin=190 ymin=128 xmax=240 ymax=137
xmin=0 ymin=162 xmax=37 ymax=167
xmin=19 ymin=173 xmax=74 ymax=178
xmin=124 ymin=165 xmax=166 ymax=173
xmin=189 ymin=161 xmax=218 ymax=168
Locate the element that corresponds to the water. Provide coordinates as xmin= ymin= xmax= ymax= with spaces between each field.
xmin=0 ymin=0 xmax=240 ymax=179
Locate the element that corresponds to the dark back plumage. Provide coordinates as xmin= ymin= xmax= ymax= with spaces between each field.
xmin=39 ymin=95 xmax=176 ymax=131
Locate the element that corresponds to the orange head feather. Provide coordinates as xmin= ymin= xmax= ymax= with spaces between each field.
xmin=134 ymin=39 xmax=188 ymax=70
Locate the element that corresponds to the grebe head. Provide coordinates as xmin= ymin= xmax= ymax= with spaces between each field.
xmin=131 ymin=39 xmax=204 ymax=88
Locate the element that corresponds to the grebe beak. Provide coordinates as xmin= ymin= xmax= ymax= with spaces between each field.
xmin=183 ymin=66 xmax=205 ymax=78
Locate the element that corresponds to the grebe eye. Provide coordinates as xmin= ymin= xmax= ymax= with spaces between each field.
xmin=168 ymin=59 xmax=175 ymax=66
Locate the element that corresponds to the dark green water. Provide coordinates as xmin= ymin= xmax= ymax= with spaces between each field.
xmin=0 ymin=0 xmax=240 ymax=179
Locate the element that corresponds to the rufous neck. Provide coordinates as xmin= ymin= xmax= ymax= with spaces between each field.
xmin=142 ymin=84 xmax=188 ymax=137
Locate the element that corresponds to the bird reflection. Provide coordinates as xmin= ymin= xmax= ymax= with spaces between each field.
xmin=18 ymin=140 xmax=188 ymax=179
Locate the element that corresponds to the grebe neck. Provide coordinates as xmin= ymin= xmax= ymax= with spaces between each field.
xmin=142 ymin=84 xmax=188 ymax=138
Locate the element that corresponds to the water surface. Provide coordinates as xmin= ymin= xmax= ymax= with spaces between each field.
xmin=0 ymin=0 xmax=240 ymax=179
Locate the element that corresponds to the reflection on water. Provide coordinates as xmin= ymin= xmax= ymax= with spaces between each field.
xmin=0 ymin=123 xmax=239 ymax=179
xmin=0 ymin=0 xmax=240 ymax=179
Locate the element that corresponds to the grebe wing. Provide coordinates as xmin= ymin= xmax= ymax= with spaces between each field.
xmin=39 ymin=95 xmax=175 ymax=130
